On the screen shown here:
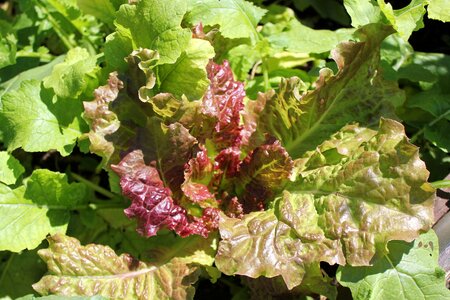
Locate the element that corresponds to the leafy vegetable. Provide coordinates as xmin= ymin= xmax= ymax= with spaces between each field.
xmin=0 ymin=80 xmax=85 ymax=156
xmin=427 ymin=0 xmax=450 ymax=22
xmin=344 ymin=0 xmax=426 ymax=40
xmin=111 ymin=149 xmax=220 ymax=238
xmin=250 ymin=24 xmax=403 ymax=157
xmin=215 ymin=119 xmax=434 ymax=290
xmin=33 ymin=234 xmax=200 ymax=299
xmin=0 ymin=170 xmax=87 ymax=252
xmin=43 ymin=47 xmax=97 ymax=99
xmin=185 ymin=0 xmax=267 ymax=43
xmin=337 ymin=230 xmax=450 ymax=299
xmin=0 ymin=0 xmax=449 ymax=298
xmin=115 ymin=0 xmax=191 ymax=65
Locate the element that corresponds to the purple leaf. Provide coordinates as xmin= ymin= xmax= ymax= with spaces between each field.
xmin=202 ymin=60 xmax=245 ymax=149
xmin=112 ymin=150 xmax=216 ymax=238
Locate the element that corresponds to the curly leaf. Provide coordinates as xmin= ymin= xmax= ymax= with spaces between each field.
xmin=137 ymin=119 xmax=198 ymax=193
xmin=215 ymin=195 xmax=343 ymax=290
xmin=237 ymin=140 xmax=293 ymax=212
xmin=182 ymin=146 xmax=215 ymax=203
xmin=82 ymin=72 xmax=123 ymax=165
xmin=156 ymin=39 xmax=215 ymax=100
xmin=202 ymin=60 xmax=246 ymax=149
xmin=251 ymin=24 xmax=403 ymax=158
xmin=33 ymin=235 xmax=199 ymax=300
xmin=215 ymin=119 xmax=434 ymax=289
xmin=337 ymin=230 xmax=450 ymax=299
xmin=111 ymin=150 xmax=219 ymax=238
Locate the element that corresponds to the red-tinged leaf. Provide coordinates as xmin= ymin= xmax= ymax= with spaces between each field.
xmin=111 ymin=150 xmax=212 ymax=238
xmin=33 ymin=234 xmax=200 ymax=299
xmin=222 ymin=196 xmax=244 ymax=219
xmin=240 ymin=91 xmax=267 ymax=147
xmin=202 ymin=60 xmax=245 ymax=149
xmin=237 ymin=140 xmax=294 ymax=212
xmin=182 ymin=182 xmax=214 ymax=203
xmin=214 ymin=146 xmax=242 ymax=178
xmin=200 ymin=207 xmax=221 ymax=232
xmin=192 ymin=23 xmax=206 ymax=39
xmin=83 ymin=72 xmax=123 ymax=164
xmin=182 ymin=146 xmax=215 ymax=203
xmin=137 ymin=120 xmax=198 ymax=194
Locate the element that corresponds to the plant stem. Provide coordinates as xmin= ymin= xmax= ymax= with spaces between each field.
xmin=430 ymin=179 xmax=450 ymax=189
xmin=35 ymin=2 xmax=76 ymax=50
xmin=410 ymin=109 xmax=450 ymax=144
xmin=16 ymin=51 xmax=54 ymax=62
xmin=261 ymin=57 xmax=270 ymax=91
xmin=69 ymin=172 xmax=116 ymax=199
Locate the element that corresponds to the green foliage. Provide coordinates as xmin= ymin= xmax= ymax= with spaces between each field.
xmin=115 ymin=0 xmax=191 ymax=65
xmin=0 ymin=80 xmax=84 ymax=156
xmin=0 ymin=0 xmax=449 ymax=298
xmin=156 ymin=39 xmax=215 ymax=99
xmin=428 ymin=0 xmax=450 ymax=22
xmin=43 ymin=47 xmax=97 ymax=99
xmin=0 ymin=34 xmax=16 ymax=68
xmin=0 ymin=170 xmax=87 ymax=252
xmin=0 ymin=151 xmax=25 ymax=185
xmin=185 ymin=0 xmax=267 ymax=43
xmin=0 ymin=249 xmax=47 ymax=299
xmin=216 ymin=119 xmax=434 ymax=291
xmin=337 ymin=230 xmax=450 ymax=299
xmin=344 ymin=0 xmax=426 ymax=40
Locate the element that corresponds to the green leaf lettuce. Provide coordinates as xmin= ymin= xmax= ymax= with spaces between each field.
xmin=215 ymin=119 xmax=434 ymax=290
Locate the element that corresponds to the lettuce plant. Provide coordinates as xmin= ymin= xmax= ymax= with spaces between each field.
xmin=0 ymin=0 xmax=449 ymax=299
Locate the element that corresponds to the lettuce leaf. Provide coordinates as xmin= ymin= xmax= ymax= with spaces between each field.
xmin=427 ymin=0 xmax=450 ymax=22
xmin=156 ymin=39 xmax=215 ymax=100
xmin=344 ymin=0 xmax=426 ymax=40
xmin=215 ymin=119 xmax=434 ymax=290
xmin=115 ymin=0 xmax=191 ymax=65
xmin=249 ymin=24 xmax=403 ymax=158
xmin=111 ymin=150 xmax=219 ymax=238
xmin=33 ymin=235 xmax=200 ymax=300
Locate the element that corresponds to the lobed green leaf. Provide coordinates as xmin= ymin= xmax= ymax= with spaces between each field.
xmin=0 ymin=80 xmax=85 ymax=156
xmin=186 ymin=0 xmax=267 ymax=44
xmin=0 ymin=170 xmax=87 ymax=252
xmin=337 ymin=230 xmax=450 ymax=299
xmin=115 ymin=0 xmax=191 ymax=65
